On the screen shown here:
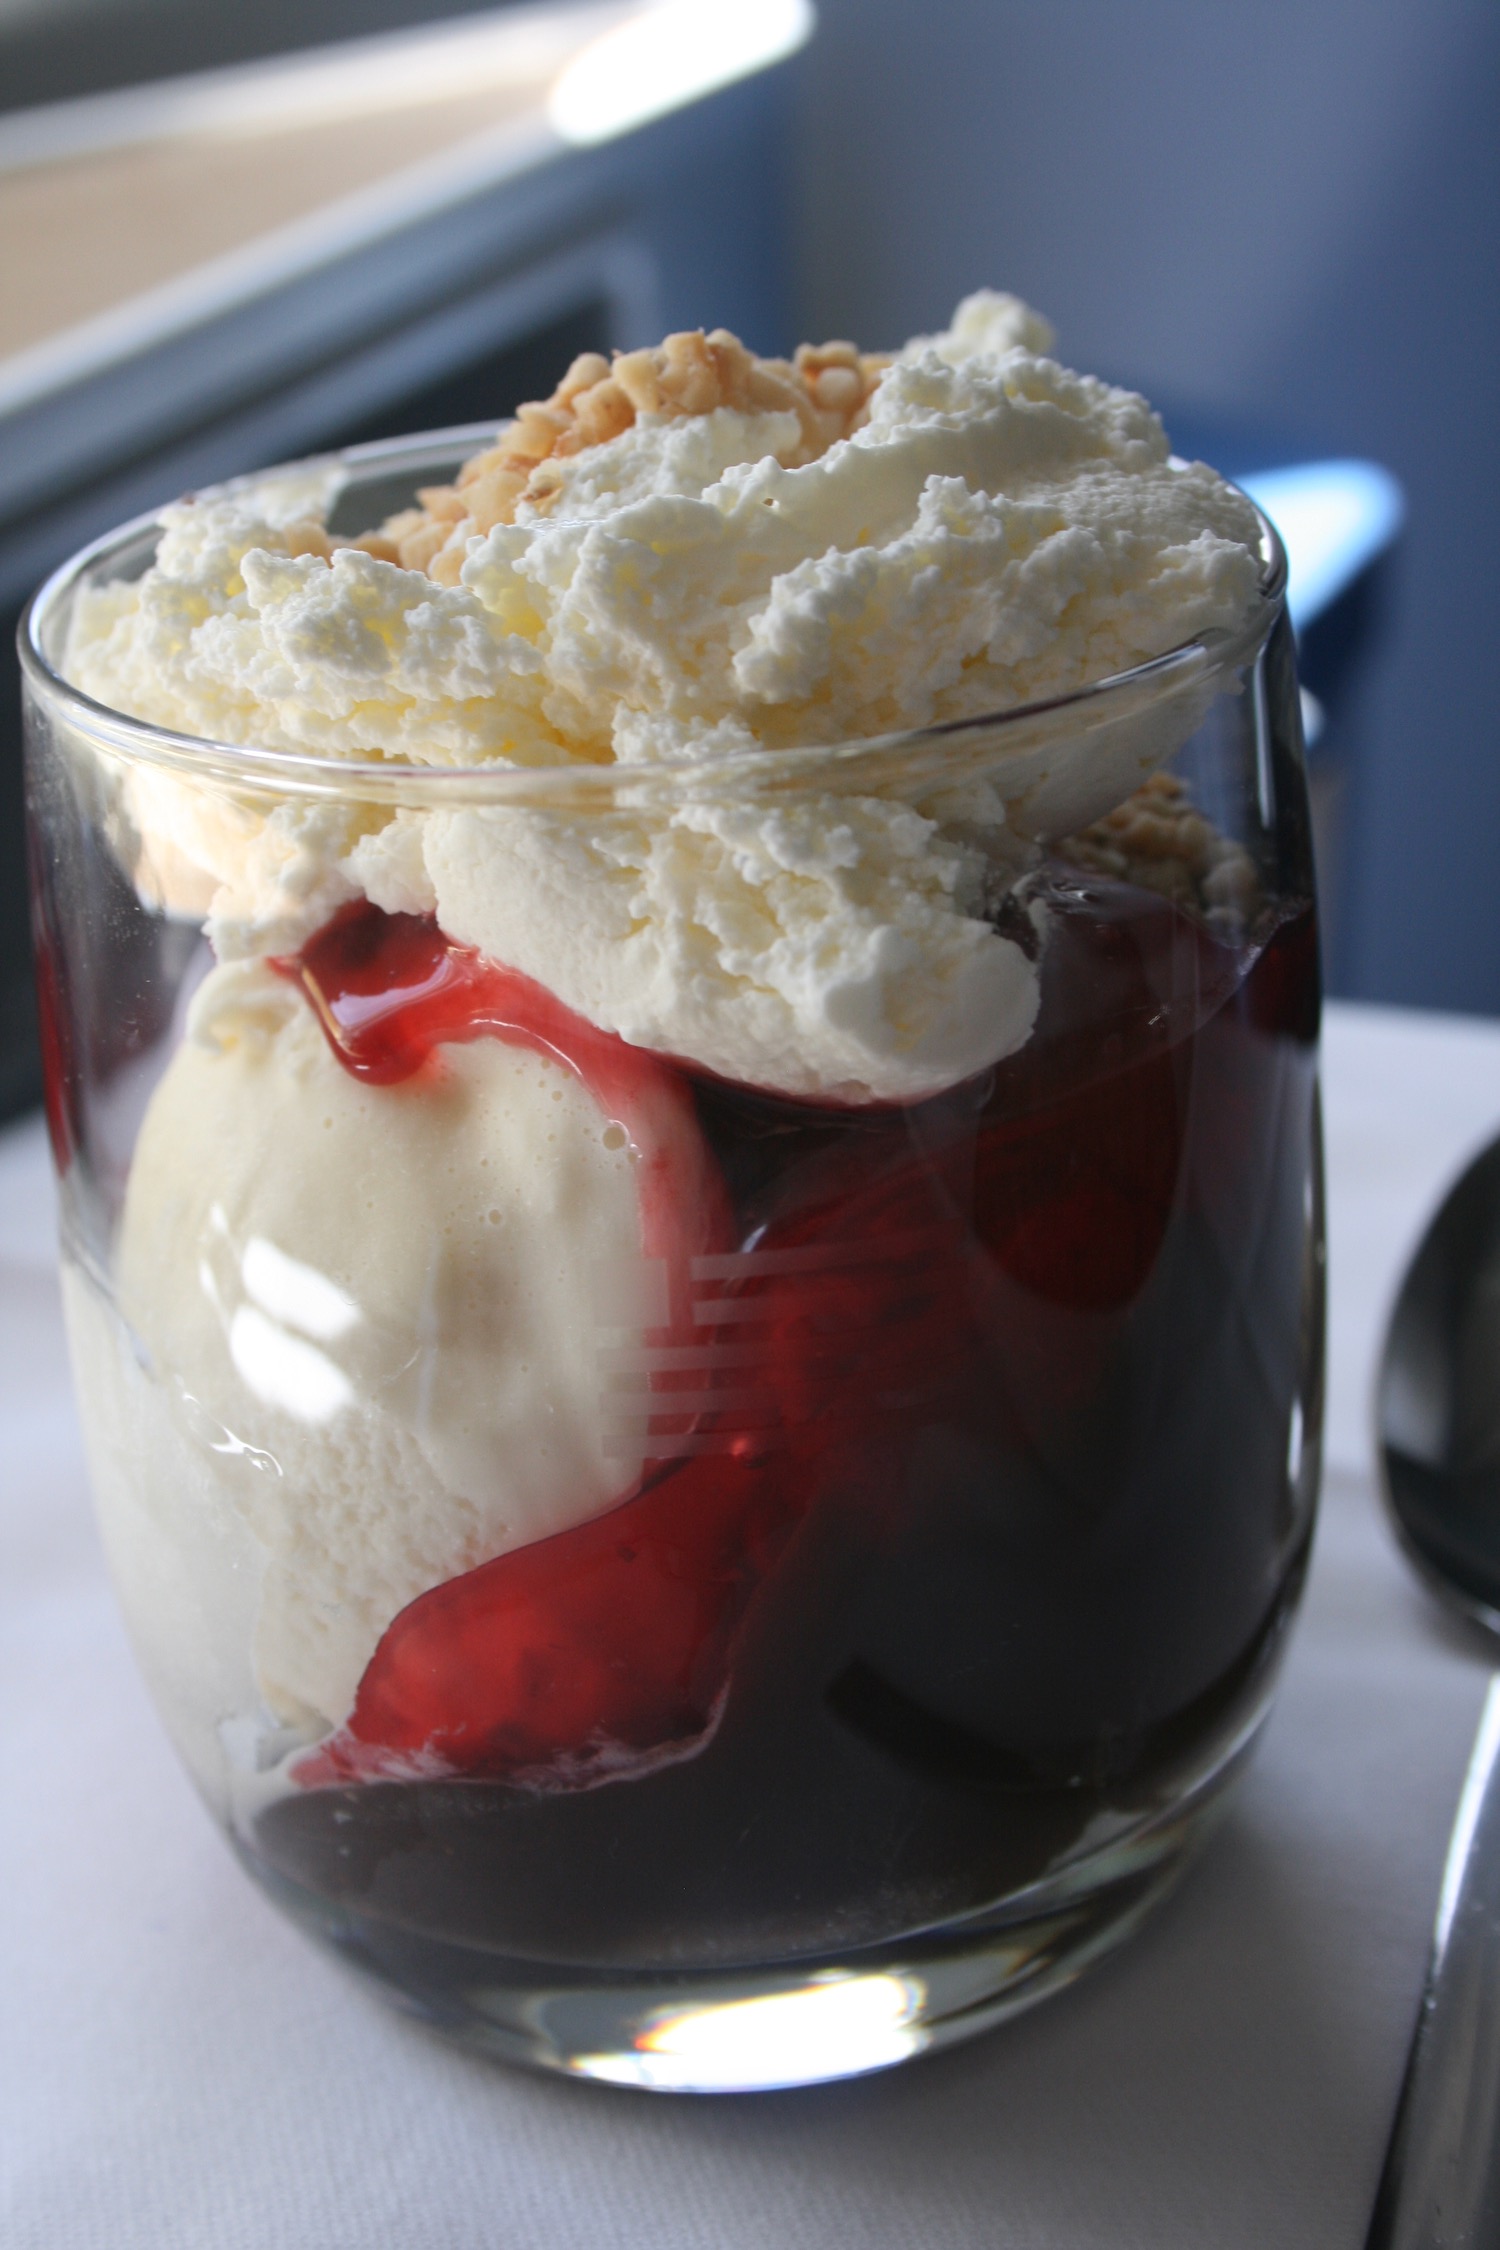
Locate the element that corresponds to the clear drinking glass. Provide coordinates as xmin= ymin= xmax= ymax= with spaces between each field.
xmin=20 ymin=431 xmax=1323 ymax=2092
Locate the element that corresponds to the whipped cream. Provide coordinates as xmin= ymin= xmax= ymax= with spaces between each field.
xmin=66 ymin=290 xmax=1263 ymax=1102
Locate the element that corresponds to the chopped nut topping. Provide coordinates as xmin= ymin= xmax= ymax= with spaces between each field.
xmin=280 ymin=519 xmax=335 ymax=561
xmin=331 ymin=327 xmax=887 ymax=586
xmin=1059 ymin=770 xmax=1260 ymax=926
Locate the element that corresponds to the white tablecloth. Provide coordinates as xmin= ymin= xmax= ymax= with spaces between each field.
xmin=6 ymin=999 xmax=1500 ymax=2250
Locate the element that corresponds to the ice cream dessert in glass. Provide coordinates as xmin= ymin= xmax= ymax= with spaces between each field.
xmin=22 ymin=293 xmax=1322 ymax=2091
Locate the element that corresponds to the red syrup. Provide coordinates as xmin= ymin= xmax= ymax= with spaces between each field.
xmin=278 ymin=880 xmax=1319 ymax=1798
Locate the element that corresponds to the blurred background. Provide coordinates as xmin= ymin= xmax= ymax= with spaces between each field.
xmin=1 ymin=0 xmax=1496 ymax=1118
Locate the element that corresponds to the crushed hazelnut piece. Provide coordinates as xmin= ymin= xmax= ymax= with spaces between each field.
xmin=1058 ymin=771 xmax=1261 ymax=926
xmin=353 ymin=326 xmax=889 ymax=582
xmin=280 ymin=519 xmax=333 ymax=561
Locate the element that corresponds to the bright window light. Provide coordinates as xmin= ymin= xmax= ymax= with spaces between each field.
xmin=1240 ymin=459 xmax=1404 ymax=632
xmin=549 ymin=0 xmax=815 ymax=146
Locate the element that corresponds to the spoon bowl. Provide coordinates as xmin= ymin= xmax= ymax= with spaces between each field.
xmin=1379 ymin=1132 xmax=1500 ymax=1636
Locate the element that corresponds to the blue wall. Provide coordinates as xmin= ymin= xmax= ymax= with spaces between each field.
xmin=794 ymin=0 xmax=1500 ymax=1013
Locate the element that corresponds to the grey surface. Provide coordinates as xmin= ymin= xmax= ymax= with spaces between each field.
xmin=5 ymin=999 xmax=1500 ymax=2246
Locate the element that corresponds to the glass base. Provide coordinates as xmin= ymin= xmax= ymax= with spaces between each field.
xmin=235 ymin=1741 xmax=1251 ymax=2093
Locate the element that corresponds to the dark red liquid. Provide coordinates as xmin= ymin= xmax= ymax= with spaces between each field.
xmin=256 ymin=872 xmax=1320 ymax=1970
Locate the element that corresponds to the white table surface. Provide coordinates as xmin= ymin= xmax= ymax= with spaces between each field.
xmin=6 ymin=998 xmax=1500 ymax=2250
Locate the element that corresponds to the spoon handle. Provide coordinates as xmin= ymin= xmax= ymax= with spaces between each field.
xmin=1367 ymin=1675 xmax=1500 ymax=2249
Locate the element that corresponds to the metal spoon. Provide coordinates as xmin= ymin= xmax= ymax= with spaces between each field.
xmin=1379 ymin=1131 xmax=1500 ymax=1636
xmin=1366 ymin=1133 xmax=1500 ymax=2248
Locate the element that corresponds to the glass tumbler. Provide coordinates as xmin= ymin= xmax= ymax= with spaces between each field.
xmin=21 ymin=433 xmax=1323 ymax=2092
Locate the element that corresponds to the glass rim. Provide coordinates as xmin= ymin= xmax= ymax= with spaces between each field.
xmin=17 ymin=420 xmax=1288 ymax=806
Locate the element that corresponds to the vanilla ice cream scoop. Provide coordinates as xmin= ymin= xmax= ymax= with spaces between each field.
xmin=113 ymin=962 xmax=721 ymax=1730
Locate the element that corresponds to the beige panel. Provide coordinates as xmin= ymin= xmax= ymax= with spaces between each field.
xmin=0 ymin=87 xmax=543 ymax=361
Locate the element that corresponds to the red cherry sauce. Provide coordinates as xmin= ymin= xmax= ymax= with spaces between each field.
xmin=27 ymin=813 xmax=80 ymax=1173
